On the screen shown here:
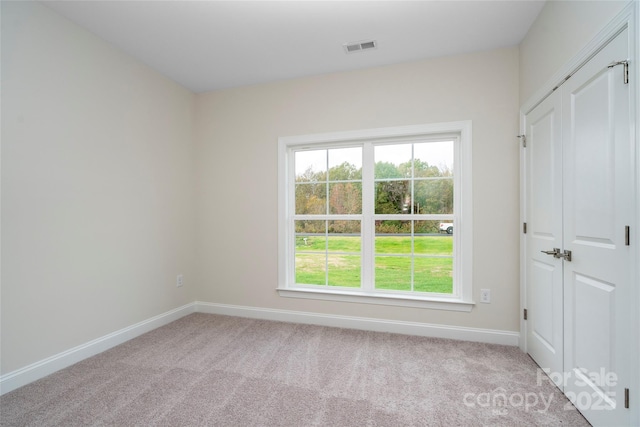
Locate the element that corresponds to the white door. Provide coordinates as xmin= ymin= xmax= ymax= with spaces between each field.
xmin=562 ymin=28 xmax=632 ymax=426
xmin=525 ymin=89 xmax=564 ymax=388
xmin=524 ymin=28 xmax=633 ymax=426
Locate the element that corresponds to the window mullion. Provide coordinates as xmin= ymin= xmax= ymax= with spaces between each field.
xmin=411 ymin=216 xmax=415 ymax=292
xmin=287 ymin=147 xmax=297 ymax=287
xmin=324 ymin=152 xmax=329 ymax=287
xmin=362 ymin=142 xmax=374 ymax=291
xmin=411 ymin=144 xmax=415 ymax=291
xmin=324 ymin=220 xmax=329 ymax=287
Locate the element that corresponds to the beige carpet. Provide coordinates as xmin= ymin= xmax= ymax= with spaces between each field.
xmin=1 ymin=313 xmax=588 ymax=426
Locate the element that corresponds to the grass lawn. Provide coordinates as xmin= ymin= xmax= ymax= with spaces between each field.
xmin=295 ymin=235 xmax=453 ymax=293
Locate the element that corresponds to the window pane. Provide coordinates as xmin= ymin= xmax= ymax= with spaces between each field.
xmin=414 ymin=141 xmax=453 ymax=178
xmin=326 ymin=220 xmax=361 ymax=288
xmin=413 ymin=219 xmax=438 ymax=234
xmin=295 ymin=183 xmax=326 ymax=214
xmin=328 ymin=255 xmax=361 ymax=288
xmin=329 ymin=147 xmax=362 ymax=180
xmin=295 ymin=220 xmax=325 ymax=251
xmin=295 ymin=219 xmax=325 ymax=234
xmin=434 ymin=219 xmax=454 ymax=236
xmin=327 ymin=221 xmax=361 ymax=251
xmin=295 ymin=254 xmax=326 ymax=285
xmin=329 ymin=182 xmax=362 ymax=214
xmin=375 ymin=221 xmax=411 ymax=254
xmin=375 ymin=256 xmax=411 ymax=291
xmin=328 ymin=219 xmax=361 ymax=234
xmin=295 ymin=150 xmax=326 ymax=182
xmin=295 ymin=234 xmax=326 ymax=252
xmin=375 ymin=180 xmax=411 ymax=214
xmin=374 ymin=144 xmax=411 ymax=179
xmin=414 ymin=179 xmax=453 ymax=214
xmin=414 ymin=257 xmax=453 ymax=294
xmin=414 ymin=221 xmax=453 ymax=256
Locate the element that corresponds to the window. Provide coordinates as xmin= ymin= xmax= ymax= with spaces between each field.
xmin=278 ymin=122 xmax=473 ymax=311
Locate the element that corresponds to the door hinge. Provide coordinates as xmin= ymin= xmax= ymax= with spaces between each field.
xmin=625 ymin=388 xmax=629 ymax=409
xmin=523 ymin=308 xmax=528 ymax=320
xmin=608 ymin=60 xmax=629 ymax=84
xmin=523 ymin=223 xmax=527 ymax=234
xmin=625 ymin=226 xmax=630 ymax=246
xmin=517 ymin=135 xmax=526 ymax=147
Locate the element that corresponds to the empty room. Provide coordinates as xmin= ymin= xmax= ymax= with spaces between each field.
xmin=1 ymin=1 xmax=639 ymax=426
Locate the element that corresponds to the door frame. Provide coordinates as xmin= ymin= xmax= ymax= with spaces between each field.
xmin=519 ymin=2 xmax=639 ymax=423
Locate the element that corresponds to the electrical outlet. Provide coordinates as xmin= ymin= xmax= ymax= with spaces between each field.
xmin=480 ymin=288 xmax=491 ymax=303
xmin=177 ymin=274 xmax=184 ymax=287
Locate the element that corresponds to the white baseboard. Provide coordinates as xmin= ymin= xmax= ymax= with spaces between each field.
xmin=195 ymin=301 xmax=520 ymax=346
xmin=1 ymin=300 xmax=520 ymax=395
xmin=0 ymin=302 xmax=196 ymax=396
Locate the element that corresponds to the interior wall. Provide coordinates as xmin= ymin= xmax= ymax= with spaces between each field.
xmin=1 ymin=2 xmax=197 ymax=374
xmin=519 ymin=0 xmax=629 ymax=104
xmin=195 ymin=47 xmax=521 ymax=332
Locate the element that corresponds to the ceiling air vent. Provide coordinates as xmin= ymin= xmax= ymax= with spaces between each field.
xmin=343 ymin=40 xmax=377 ymax=54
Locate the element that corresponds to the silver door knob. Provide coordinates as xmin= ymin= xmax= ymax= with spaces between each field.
xmin=541 ymin=248 xmax=561 ymax=257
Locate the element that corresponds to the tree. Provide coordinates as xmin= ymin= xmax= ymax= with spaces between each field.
xmin=413 ymin=160 xmax=453 ymax=214
xmin=375 ymin=180 xmax=410 ymax=214
xmin=294 ymin=158 xmax=453 ymax=234
xmin=329 ymin=182 xmax=361 ymax=214
xmin=295 ymin=162 xmax=363 ymax=216
xmin=374 ymin=161 xmax=404 ymax=179
xmin=329 ymin=161 xmax=361 ymax=180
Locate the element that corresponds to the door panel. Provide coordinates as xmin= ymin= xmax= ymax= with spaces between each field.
xmin=525 ymin=89 xmax=564 ymax=385
xmin=531 ymin=260 xmax=557 ymax=351
xmin=574 ymin=274 xmax=614 ymax=377
xmin=572 ymin=72 xmax=617 ymax=244
xmin=562 ymin=28 xmax=631 ymax=426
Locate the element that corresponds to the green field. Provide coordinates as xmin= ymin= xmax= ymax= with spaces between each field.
xmin=295 ymin=235 xmax=453 ymax=293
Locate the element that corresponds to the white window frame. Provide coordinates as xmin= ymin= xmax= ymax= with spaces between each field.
xmin=277 ymin=121 xmax=473 ymax=312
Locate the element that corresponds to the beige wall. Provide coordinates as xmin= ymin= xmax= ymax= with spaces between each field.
xmin=1 ymin=2 xmax=197 ymax=373
xmin=195 ymin=47 xmax=521 ymax=332
xmin=519 ymin=0 xmax=629 ymax=103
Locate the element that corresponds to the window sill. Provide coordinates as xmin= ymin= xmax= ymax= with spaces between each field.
xmin=276 ymin=287 xmax=475 ymax=312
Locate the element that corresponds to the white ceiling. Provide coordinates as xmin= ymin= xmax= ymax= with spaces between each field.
xmin=43 ymin=1 xmax=546 ymax=93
